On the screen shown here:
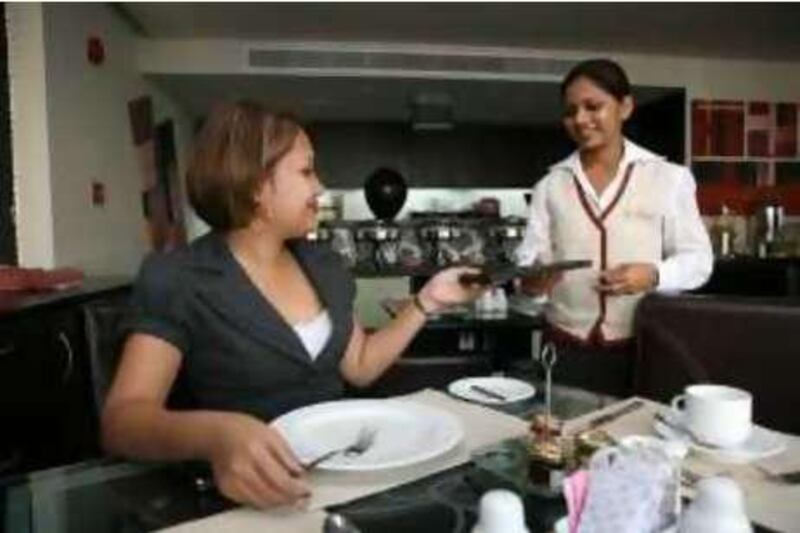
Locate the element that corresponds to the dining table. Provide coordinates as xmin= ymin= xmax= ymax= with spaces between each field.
xmin=1 ymin=374 xmax=797 ymax=533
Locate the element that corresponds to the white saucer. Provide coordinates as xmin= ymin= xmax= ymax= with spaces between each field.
xmin=448 ymin=376 xmax=535 ymax=405
xmin=653 ymin=411 xmax=787 ymax=464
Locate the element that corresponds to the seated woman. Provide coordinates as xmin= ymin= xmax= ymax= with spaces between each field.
xmin=101 ymin=101 xmax=485 ymax=508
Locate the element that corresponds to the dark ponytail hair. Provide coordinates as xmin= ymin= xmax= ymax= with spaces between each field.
xmin=560 ymin=59 xmax=631 ymax=102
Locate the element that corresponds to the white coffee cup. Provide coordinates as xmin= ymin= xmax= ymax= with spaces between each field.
xmin=671 ymin=385 xmax=752 ymax=448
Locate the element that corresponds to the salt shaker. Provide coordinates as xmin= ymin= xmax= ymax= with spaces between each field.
xmin=680 ymin=477 xmax=753 ymax=533
xmin=471 ymin=489 xmax=529 ymax=533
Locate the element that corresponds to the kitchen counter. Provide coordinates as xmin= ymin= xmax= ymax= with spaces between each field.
xmin=381 ymin=296 xmax=544 ymax=330
xmin=0 ymin=276 xmax=132 ymax=316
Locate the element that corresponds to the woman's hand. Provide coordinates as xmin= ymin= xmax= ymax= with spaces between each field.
xmin=596 ymin=262 xmax=658 ymax=295
xmin=209 ymin=413 xmax=309 ymax=508
xmin=417 ymin=266 xmax=488 ymax=313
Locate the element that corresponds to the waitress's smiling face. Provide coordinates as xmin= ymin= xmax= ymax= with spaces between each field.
xmin=562 ymin=76 xmax=633 ymax=152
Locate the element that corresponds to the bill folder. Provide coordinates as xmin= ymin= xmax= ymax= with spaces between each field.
xmin=458 ymin=260 xmax=592 ymax=286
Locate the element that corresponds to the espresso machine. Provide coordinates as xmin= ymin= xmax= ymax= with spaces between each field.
xmin=355 ymin=221 xmax=402 ymax=270
xmin=488 ymin=216 xmax=527 ymax=264
xmin=419 ymin=219 xmax=465 ymax=267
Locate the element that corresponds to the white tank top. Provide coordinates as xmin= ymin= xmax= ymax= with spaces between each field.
xmin=292 ymin=309 xmax=333 ymax=361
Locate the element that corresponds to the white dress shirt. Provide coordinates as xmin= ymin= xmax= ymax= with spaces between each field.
xmin=515 ymin=139 xmax=713 ymax=341
xmin=516 ymin=139 xmax=713 ymax=293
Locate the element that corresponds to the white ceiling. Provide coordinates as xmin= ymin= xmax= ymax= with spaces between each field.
xmin=119 ymin=2 xmax=799 ymax=124
xmin=120 ymin=3 xmax=800 ymax=61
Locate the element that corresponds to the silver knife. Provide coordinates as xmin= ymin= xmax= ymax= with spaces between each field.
xmin=470 ymin=384 xmax=508 ymax=402
xmin=587 ymin=399 xmax=645 ymax=429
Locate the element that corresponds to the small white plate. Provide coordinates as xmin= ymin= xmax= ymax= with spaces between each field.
xmin=448 ymin=376 xmax=535 ymax=405
xmin=653 ymin=411 xmax=787 ymax=464
xmin=273 ymin=399 xmax=463 ymax=471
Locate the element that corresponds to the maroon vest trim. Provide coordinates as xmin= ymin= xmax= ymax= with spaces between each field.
xmin=544 ymin=321 xmax=634 ymax=349
xmin=572 ymin=163 xmax=635 ymax=344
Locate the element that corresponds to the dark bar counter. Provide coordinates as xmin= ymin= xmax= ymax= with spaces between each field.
xmin=697 ymin=257 xmax=800 ymax=299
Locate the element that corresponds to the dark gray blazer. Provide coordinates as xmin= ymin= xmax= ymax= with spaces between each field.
xmin=124 ymin=232 xmax=356 ymax=421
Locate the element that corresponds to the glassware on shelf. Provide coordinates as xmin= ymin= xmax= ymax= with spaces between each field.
xmin=710 ymin=204 xmax=737 ymax=257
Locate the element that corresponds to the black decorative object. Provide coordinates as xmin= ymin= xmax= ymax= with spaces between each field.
xmin=364 ymin=167 xmax=407 ymax=221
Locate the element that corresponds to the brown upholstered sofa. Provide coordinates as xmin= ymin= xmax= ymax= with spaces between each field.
xmin=634 ymin=293 xmax=800 ymax=435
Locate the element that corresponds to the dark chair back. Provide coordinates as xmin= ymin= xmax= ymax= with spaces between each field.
xmin=634 ymin=293 xmax=800 ymax=434
xmin=84 ymin=299 xmax=195 ymax=417
xmin=83 ymin=301 xmax=129 ymax=416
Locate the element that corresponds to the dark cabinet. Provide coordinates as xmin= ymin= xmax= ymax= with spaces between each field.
xmin=0 ymin=278 xmax=131 ymax=475
xmin=0 ymin=308 xmax=90 ymax=470
xmin=696 ymin=258 xmax=800 ymax=298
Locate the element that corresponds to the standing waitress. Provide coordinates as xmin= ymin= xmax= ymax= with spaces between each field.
xmin=516 ymin=59 xmax=713 ymax=397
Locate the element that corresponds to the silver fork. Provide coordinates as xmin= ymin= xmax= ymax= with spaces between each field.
xmin=304 ymin=427 xmax=377 ymax=470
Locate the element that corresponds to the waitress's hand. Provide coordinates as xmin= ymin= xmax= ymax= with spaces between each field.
xmin=209 ymin=413 xmax=309 ymax=508
xmin=597 ymin=262 xmax=658 ymax=295
xmin=417 ymin=266 xmax=487 ymax=313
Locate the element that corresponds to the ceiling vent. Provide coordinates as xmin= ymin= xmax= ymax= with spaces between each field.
xmin=247 ymin=46 xmax=578 ymax=79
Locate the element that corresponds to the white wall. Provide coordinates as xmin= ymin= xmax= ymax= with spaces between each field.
xmin=6 ymin=4 xmax=54 ymax=268
xmin=7 ymin=3 xmax=192 ymax=275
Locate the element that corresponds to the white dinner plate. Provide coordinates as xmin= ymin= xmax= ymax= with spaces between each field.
xmin=273 ymin=399 xmax=464 ymax=471
xmin=653 ymin=410 xmax=787 ymax=464
xmin=447 ymin=376 xmax=536 ymax=405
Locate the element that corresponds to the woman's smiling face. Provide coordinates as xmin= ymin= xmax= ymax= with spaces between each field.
xmin=255 ymin=129 xmax=323 ymax=237
xmin=562 ymin=76 xmax=633 ymax=152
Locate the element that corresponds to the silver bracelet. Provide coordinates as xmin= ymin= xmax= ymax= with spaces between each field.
xmin=412 ymin=293 xmax=432 ymax=317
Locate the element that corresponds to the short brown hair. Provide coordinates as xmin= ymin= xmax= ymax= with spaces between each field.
xmin=186 ymin=100 xmax=302 ymax=231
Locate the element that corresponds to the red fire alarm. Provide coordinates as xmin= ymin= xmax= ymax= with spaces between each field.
xmin=87 ymin=36 xmax=105 ymax=65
